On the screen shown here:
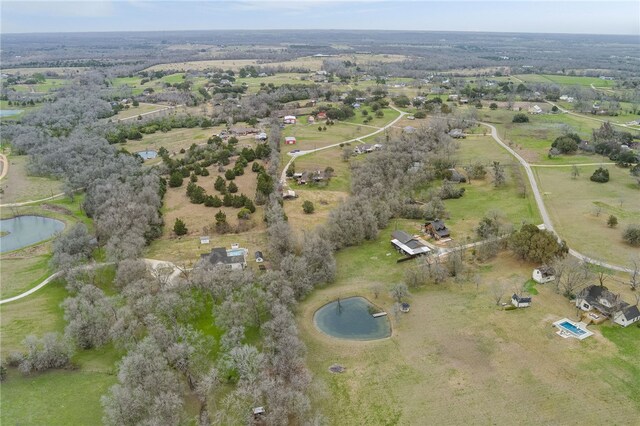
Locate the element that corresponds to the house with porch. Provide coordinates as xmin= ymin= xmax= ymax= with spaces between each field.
xmin=198 ymin=247 xmax=247 ymax=270
xmin=576 ymin=285 xmax=640 ymax=327
xmin=391 ymin=230 xmax=431 ymax=257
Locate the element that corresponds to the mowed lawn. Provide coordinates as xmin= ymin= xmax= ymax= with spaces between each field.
xmin=534 ymin=165 xmax=640 ymax=265
xmin=286 ymin=146 xmax=352 ymax=192
xmin=0 ymin=155 xmax=64 ymax=204
xmin=515 ymin=74 xmax=616 ymax=88
xmin=297 ymin=238 xmax=640 ymax=425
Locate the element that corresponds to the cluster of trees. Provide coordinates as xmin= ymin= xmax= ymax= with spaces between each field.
xmin=106 ymin=115 xmax=216 ymax=144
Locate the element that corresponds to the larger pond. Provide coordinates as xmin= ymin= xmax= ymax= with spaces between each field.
xmin=0 ymin=110 xmax=23 ymax=117
xmin=313 ymin=296 xmax=391 ymax=340
xmin=0 ymin=216 xmax=65 ymax=253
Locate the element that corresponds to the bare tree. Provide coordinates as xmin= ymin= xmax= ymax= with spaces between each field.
xmin=389 ymin=283 xmax=410 ymax=303
xmin=630 ymin=257 xmax=639 ymax=291
xmin=555 ymin=257 xmax=591 ymax=298
xmin=491 ymin=282 xmax=506 ymax=306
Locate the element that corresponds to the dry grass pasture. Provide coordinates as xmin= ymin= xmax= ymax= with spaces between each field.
xmin=298 ymin=239 xmax=640 ymax=425
xmin=534 ymin=165 xmax=640 ymax=265
xmin=0 ymin=156 xmax=63 ymax=204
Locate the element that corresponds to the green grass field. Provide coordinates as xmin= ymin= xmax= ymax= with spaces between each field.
xmin=297 ymin=234 xmax=640 ymax=425
xmin=9 ymin=78 xmax=68 ymax=93
xmin=0 ymin=155 xmax=64 ymax=204
xmin=534 ymin=165 xmax=640 ymax=265
xmin=515 ymin=74 xmax=616 ymax=88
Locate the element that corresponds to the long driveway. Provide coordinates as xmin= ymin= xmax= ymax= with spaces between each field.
xmin=479 ymin=122 xmax=632 ymax=273
xmin=279 ymin=106 xmax=407 ymax=185
xmin=0 ymin=258 xmax=181 ymax=305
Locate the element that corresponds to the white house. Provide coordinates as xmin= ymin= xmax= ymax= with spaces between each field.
xmin=532 ymin=266 xmax=555 ymax=284
xmin=528 ymin=105 xmax=543 ymax=114
xmin=613 ymin=305 xmax=640 ymax=327
xmin=576 ymin=285 xmax=640 ymax=327
xmin=283 ymin=115 xmax=297 ymax=124
xmin=511 ymin=294 xmax=532 ymax=308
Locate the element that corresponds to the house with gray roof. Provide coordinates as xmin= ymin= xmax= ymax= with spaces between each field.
xmin=391 ymin=230 xmax=431 ymax=257
xmin=199 ymin=247 xmax=247 ymax=270
xmin=576 ymin=285 xmax=640 ymax=327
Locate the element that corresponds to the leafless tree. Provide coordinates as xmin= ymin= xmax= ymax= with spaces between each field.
xmin=629 ymin=257 xmax=639 ymax=291
xmin=491 ymin=282 xmax=506 ymax=306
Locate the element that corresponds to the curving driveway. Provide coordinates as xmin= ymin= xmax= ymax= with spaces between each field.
xmin=479 ymin=122 xmax=632 ymax=273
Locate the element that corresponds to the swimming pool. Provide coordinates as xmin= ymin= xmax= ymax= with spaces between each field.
xmin=227 ymin=248 xmax=246 ymax=257
xmin=558 ymin=321 xmax=586 ymax=335
xmin=554 ymin=318 xmax=593 ymax=340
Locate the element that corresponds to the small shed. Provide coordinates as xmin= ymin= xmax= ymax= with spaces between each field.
xmin=283 ymin=115 xmax=297 ymax=124
xmin=255 ymin=251 xmax=264 ymax=263
xmin=307 ymin=115 xmax=315 ymax=123
xmin=511 ymin=294 xmax=532 ymax=308
xmin=285 ymin=136 xmax=296 ymax=145
xmin=532 ymin=266 xmax=555 ymax=284
xmin=200 ymin=236 xmax=210 ymax=245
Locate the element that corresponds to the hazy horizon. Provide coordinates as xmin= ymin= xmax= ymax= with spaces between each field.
xmin=2 ymin=1 xmax=639 ymax=36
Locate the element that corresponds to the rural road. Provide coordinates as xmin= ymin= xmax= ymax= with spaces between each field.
xmin=0 ymin=154 xmax=8 ymax=180
xmin=279 ymin=106 xmax=407 ymax=186
xmin=480 ymin=121 xmax=633 ymax=274
xmin=0 ymin=258 xmax=182 ymax=305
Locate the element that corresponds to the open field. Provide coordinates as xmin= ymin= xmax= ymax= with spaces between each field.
xmin=343 ymin=107 xmax=400 ymax=128
xmin=283 ymin=190 xmax=348 ymax=236
xmin=280 ymin=120 xmax=373 ymax=156
xmin=298 ymin=238 xmax=640 ymax=425
xmin=477 ymin=107 xmax=614 ymax=164
xmin=515 ymin=74 xmax=616 ymax=88
xmin=236 ymin=73 xmax=311 ymax=93
xmin=0 ymin=254 xmax=51 ymax=299
xmin=534 ymin=165 xmax=640 ymax=265
xmin=122 ymin=127 xmax=223 ymax=165
xmin=436 ymin=134 xmax=541 ymax=240
xmin=9 ymin=78 xmax=67 ymax=93
xmin=144 ymin=54 xmax=408 ymax=73
xmin=111 ymin=102 xmax=170 ymax=120
xmin=0 ymin=155 xmax=63 ymax=204
xmin=286 ymin=146 xmax=352 ymax=193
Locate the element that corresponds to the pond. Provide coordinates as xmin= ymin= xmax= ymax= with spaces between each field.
xmin=0 ymin=216 xmax=65 ymax=253
xmin=137 ymin=150 xmax=157 ymax=160
xmin=313 ymin=296 xmax=391 ymax=340
xmin=0 ymin=110 xmax=23 ymax=117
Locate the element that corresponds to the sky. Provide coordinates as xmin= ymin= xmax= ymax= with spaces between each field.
xmin=1 ymin=0 xmax=639 ymax=35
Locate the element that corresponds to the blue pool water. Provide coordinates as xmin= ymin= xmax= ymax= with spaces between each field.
xmin=558 ymin=321 xmax=586 ymax=335
xmin=0 ymin=215 xmax=65 ymax=253
xmin=137 ymin=150 xmax=157 ymax=160
xmin=314 ymin=296 xmax=391 ymax=340
xmin=227 ymin=249 xmax=246 ymax=256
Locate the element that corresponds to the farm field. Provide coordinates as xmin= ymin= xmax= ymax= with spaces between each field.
xmin=111 ymin=102 xmax=170 ymax=120
xmin=0 ymin=155 xmax=64 ymax=204
xmin=9 ymin=78 xmax=67 ymax=93
xmin=236 ymin=73 xmax=311 ymax=93
xmin=144 ymin=54 xmax=408 ymax=73
xmin=534 ymin=165 xmax=640 ymax=265
xmin=122 ymin=127 xmax=223 ymax=165
xmin=297 ymin=239 xmax=640 ymax=425
xmin=514 ymin=74 xmax=616 ymax=88
xmin=280 ymin=120 xmax=373 ymax=156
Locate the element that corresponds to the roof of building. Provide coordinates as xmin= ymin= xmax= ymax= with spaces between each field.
xmin=535 ymin=265 xmax=555 ymax=277
xmin=255 ymin=251 xmax=263 ymax=259
xmin=391 ymin=230 xmax=430 ymax=254
xmin=512 ymin=294 xmax=532 ymax=303
xmin=428 ymin=220 xmax=450 ymax=237
xmin=200 ymin=247 xmax=245 ymax=266
xmin=619 ymin=304 xmax=640 ymax=321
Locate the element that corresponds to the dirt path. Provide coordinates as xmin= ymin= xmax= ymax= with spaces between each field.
xmin=0 ymin=258 xmax=182 ymax=305
xmin=0 ymin=154 xmax=8 ymax=180
xmin=279 ymin=106 xmax=407 ymax=186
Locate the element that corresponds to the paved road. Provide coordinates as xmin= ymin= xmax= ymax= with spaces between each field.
xmin=480 ymin=121 xmax=632 ymax=274
xmin=279 ymin=106 xmax=407 ymax=186
xmin=0 ymin=258 xmax=182 ymax=305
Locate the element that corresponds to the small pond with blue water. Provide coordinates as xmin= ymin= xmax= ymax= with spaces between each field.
xmin=0 ymin=110 xmax=24 ymax=117
xmin=313 ymin=296 xmax=391 ymax=340
xmin=137 ymin=150 xmax=158 ymax=160
xmin=0 ymin=215 xmax=65 ymax=253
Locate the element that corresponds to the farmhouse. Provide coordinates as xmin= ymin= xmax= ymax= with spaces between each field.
xmin=391 ymin=230 xmax=431 ymax=257
xmin=391 ymin=231 xmax=431 ymax=257
xmin=284 ymin=115 xmax=297 ymax=124
xmin=285 ymin=136 xmax=297 ymax=145
xmin=354 ymin=144 xmax=374 ymax=154
xmin=425 ymin=220 xmax=450 ymax=240
xmin=448 ymin=129 xmax=465 ymax=139
xmin=576 ymin=285 xmax=640 ymax=327
xmin=532 ymin=266 xmax=555 ymax=283
xmin=282 ymin=189 xmax=297 ymax=199
xmin=199 ymin=247 xmax=247 ymax=270
xmin=528 ymin=105 xmax=543 ymax=114
xmin=230 ymin=127 xmax=258 ymax=136
xmin=511 ymin=294 xmax=532 ymax=308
